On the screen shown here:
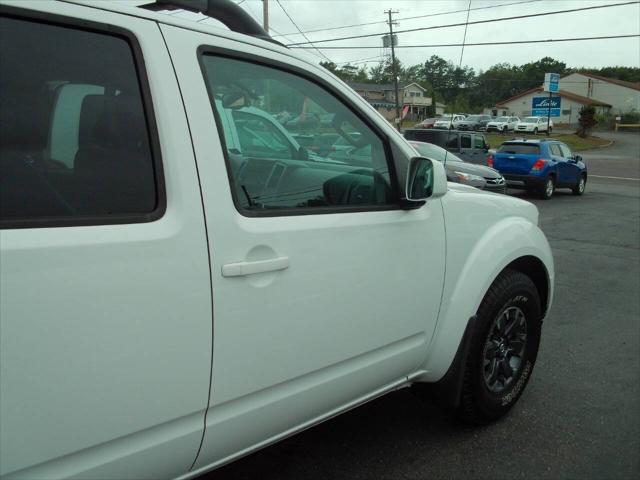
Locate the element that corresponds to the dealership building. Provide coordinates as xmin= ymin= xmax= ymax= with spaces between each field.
xmin=487 ymin=73 xmax=640 ymax=125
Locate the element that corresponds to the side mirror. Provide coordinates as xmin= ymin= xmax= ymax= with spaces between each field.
xmin=573 ymin=154 xmax=583 ymax=162
xmin=296 ymin=146 xmax=309 ymax=161
xmin=406 ymin=156 xmax=434 ymax=202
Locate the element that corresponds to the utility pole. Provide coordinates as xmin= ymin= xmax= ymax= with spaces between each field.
xmin=262 ymin=0 xmax=269 ymax=33
xmin=546 ymin=90 xmax=552 ymax=137
xmin=385 ymin=9 xmax=401 ymax=131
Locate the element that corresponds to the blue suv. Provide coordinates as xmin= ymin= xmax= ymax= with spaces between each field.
xmin=488 ymin=139 xmax=588 ymax=199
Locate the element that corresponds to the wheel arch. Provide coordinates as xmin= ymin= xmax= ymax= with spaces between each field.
xmin=412 ymin=254 xmax=552 ymax=407
xmin=504 ymin=255 xmax=550 ymax=316
xmin=415 ymin=217 xmax=554 ymax=384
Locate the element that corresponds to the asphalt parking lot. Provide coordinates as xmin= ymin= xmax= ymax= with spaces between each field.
xmin=205 ymin=132 xmax=640 ymax=480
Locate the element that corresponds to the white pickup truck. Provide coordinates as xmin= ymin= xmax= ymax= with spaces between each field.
xmin=0 ymin=1 xmax=554 ymax=479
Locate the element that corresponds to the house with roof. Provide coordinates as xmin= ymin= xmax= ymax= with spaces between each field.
xmin=347 ymin=82 xmax=437 ymax=121
xmin=487 ymin=73 xmax=640 ymax=125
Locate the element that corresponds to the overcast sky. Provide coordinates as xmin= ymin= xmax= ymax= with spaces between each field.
xmin=134 ymin=0 xmax=640 ymax=73
xmin=233 ymin=0 xmax=640 ymax=73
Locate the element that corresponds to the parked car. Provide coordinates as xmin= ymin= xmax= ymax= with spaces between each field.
xmin=403 ymin=128 xmax=491 ymax=165
xmin=413 ymin=117 xmax=439 ymax=129
xmin=457 ymin=114 xmax=493 ymax=131
xmin=486 ymin=116 xmax=520 ymax=133
xmin=408 ymin=141 xmax=506 ymax=193
xmin=0 ymin=1 xmax=554 ymax=479
xmin=433 ymin=114 xmax=466 ymax=130
xmin=488 ymin=139 xmax=587 ymax=199
xmin=515 ymin=116 xmax=553 ymax=134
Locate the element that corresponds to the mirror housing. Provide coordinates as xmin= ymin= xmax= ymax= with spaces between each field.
xmin=296 ymin=146 xmax=309 ymax=161
xmin=405 ymin=156 xmax=434 ymax=204
xmin=573 ymin=154 xmax=583 ymax=162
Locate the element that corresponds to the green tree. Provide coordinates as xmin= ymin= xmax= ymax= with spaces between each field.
xmin=319 ymin=61 xmax=338 ymax=75
xmin=574 ymin=66 xmax=640 ymax=83
xmin=577 ymin=105 xmax=597 ymax=137
xmin=320 ymin=61 xmax=370 ymax=83
xmin=369 ymin=57 xmax=404 ymax=84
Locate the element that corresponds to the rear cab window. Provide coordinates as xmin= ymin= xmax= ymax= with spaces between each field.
xmin=0 ymin=14 xmax=162 ymax=227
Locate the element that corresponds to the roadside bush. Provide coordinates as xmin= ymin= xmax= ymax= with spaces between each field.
xmin=620 ymin=111 xmax=640 ymax=123
xmin=577 ymin=105 xmax=597 ymax=138
xmin=594 ymin=113 xmax=615 ymax=130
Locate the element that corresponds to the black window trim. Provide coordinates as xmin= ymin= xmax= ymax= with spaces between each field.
xmin=197 ymin=45 xmax=403 ymax=218
xmin=0 ymin=5 xmax=166 ymax=230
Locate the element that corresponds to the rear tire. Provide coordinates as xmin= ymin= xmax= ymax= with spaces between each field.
xmin=548 ymin=126 xmax=553 ymax=134
xmin=572 ymin=174 xmax=586 ymax=195
xmin=533 ymin=127 xmax=538 ymax=135
xmin=539 ymin=176 xmax=555 ymax=199
xmin=455 ymin=269 xmax=542 ymax=424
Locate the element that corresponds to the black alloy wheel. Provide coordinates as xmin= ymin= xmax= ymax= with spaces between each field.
xmin=456 ymin=269 xmax=542 ymax=424
xmin=482 ymin=306 xmax=527 ymax=393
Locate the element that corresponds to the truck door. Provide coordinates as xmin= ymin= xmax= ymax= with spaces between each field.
xmin=458 ymin=133 xmax=473 ymax=162
xmin=160 ymin=24 xmax=446 ymax=470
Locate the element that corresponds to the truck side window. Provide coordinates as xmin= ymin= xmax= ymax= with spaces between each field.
xmin=473 ymin=136 xmax=485 ymax=149
xmin=460 ymin=135 xmax=472 ymax=149
xmin=200 ymin=54 xmax=394 ymax=213
xmin=0 ymin=16 xmax=160 ymax=225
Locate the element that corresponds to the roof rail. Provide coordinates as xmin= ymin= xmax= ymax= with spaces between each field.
xmin=140 ymin=0 xmax=282 ymax=45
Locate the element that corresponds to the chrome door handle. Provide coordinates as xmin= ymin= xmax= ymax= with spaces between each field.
xmin=222 ymin=257 xmax=289 ymax=277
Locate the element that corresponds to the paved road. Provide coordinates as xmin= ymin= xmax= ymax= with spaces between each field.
xmin=579 ymin=130 xmax=640 ymax=179
xmin=202 ymin=133 xmax=640 ymax=480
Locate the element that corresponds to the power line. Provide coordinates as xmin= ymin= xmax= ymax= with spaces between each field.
xmin=235 ymin=0 xmax=331 ymax=62
xmin=336 ymin=55 xmax=387 ymax=66
xmin=271 ymin=0 xmax=543 ymax=38
xmin=270 ymin=26 xmax=328 ymax=62
xmin=274 ymin=0 xmax=331 ymax=62
xmin=285 ymin=1 xmax=639 ymax=46
xmin=458 ymin=0 xmax=472 ymax=67
xmin=290 ymin=33 xmax=640 ymax=49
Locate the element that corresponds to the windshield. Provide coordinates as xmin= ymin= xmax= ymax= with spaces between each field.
xmin=409 ymin=141 xmax=463 ymax=163
xmin=495 ymin=116 xmax=510 ymax=122
xmin=465 ymin=115 xmax=481 ymax=121
xmin=523 ymin=117 xmax=539 ymax=123
xmin=437 ymin=115 xmax=453 ymax=121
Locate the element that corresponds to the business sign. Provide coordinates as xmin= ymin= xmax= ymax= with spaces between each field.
xmin=544 ymin=72 xmax=560 ymax=93
xmin=532 ymin=96 xmax=561 ymax=117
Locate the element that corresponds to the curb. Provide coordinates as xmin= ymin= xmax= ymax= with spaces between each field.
xmin=591 ymin=139 xmax=615 ymax=149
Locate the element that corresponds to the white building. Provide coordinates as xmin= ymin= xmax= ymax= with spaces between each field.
xmin=347 ymin=82 xmax=435 ymax=121
xmin=489 ymin=73 xmax=640 ymax=125
xmin=560 ymin=72 xmax=640 ymax=114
